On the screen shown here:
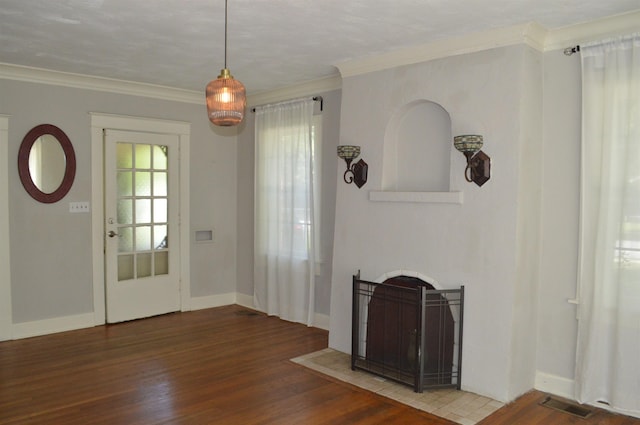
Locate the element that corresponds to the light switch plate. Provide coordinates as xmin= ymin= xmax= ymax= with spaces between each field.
xmin=69 ymin=201 xmax=90 ymax=213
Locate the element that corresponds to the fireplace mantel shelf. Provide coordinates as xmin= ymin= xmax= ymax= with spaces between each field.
xmin=369 ymin=191 xmax=463 ymax=204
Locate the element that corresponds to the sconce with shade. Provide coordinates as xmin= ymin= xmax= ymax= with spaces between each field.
xmin=454 ymin=135 xmax=490 ymax=186
xmin=205 ymin=0 xmax=246 ymax=126
xmin=337 ymin=145 xmax=368 ymax=188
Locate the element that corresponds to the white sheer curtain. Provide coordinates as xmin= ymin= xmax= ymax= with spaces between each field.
xmin=254 ymin=98 xmax=316 ymax=326
xmin=576 ymin=33 xmax=640 ymax=417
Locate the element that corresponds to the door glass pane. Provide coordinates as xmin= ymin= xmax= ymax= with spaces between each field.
xmin=117 ymin=199 xmax=133 ymax=224
xmin=135 ymin=144 xmax=152 ymax=169
xmin=137 ymin=253 xmax=152 ymax=278
xmin=116 ymin=143 xmax=133 ymax=169
xmin=136 ymin=226 xmax=152 ymax=251
xmin=117 ymin=171 xmax=133 ymax=197
xmin=154 ymin=145 xmax=168 ymax=170
xmin=135 ymin=172 xmax=151 ymax=196
xmin=112 ymin=139 xmax=173 ymax=285
xmin=118 ymin=227 xmax=133 ymax=252
xmin=118 ymin=254 xmax=134 ymax=281
xmin=153 ymin=172 xmax=167 ymax=197
xmin=154 ymin=225 xmax=168 ymax=249
xmin=153 ymin=199 xmax=167 ymax=223
xmin=155 ymin=251 xmax=169 ymax=276
xmin=135 ymin=199 xmax=151 ymax=224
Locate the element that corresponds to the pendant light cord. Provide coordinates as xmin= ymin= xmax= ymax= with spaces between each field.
xmin=224 ymin=0 xmax=228 ymax=69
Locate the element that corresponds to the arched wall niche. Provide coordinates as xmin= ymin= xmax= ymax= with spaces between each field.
xmin=382 ymin=100 xmax=452 ymax=192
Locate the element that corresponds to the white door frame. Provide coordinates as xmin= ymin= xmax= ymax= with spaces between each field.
xmin=0 ymin=115 xmax=12 ymax=340
xmin=90 ymin=113 xmax=191 ymax=325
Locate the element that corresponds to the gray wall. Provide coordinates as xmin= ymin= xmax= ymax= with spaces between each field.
xmin=536 ymin=49 xmax=582 ymax=385
xmin=236 ymin=89 xmax=341 ymax=316
xmin=1 ymin=79 xmax=238 ymax=323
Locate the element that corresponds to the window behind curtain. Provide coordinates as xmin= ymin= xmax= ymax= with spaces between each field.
xmin=255 ymin=115 xmax=321 ymax=261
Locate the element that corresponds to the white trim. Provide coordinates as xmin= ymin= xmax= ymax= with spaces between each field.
xmin=0 ymin=62 xmax=202 ymax=104
xmin=90 ymin=123 xmax=106 ymax=325
xmin=535 ymin=371 xmax=576 ymax=400
xmin=90 ymin=113 xmax=191 ymax=325
xmin=544 ymin=10 xmax=640 ymax=52
xmin=336 ymin=22 xmax=547 ymax=79
xmin=247 ymin=75 xmax=342 ymax=108
xmin=313 ymin=313 xmax=330 ymax=331
xmin=336 ymin=11 xmax=640 ymax=78
xmin=0 ymin=115 xmax=12 ymax=341
xmin=232 ymin=293 xmax=329 ymax=330
xmin=0 ymin=61 xmax=339 ymax=108
xmin=236 ymin=292 xmax=256 ymax=309
xmin=178 ymin=132 xmax=192 ymax=311
xmin=90 ymin=113 xmax=191 ymax=135
xmin=190 ymin=293 xmax=237 ymax=311
xmin=11 ymin=313 xmax=95 ymax=340
xmin=6 ymin=295 xmax=325 ymax=340
xmin=369 ymin=191 xmax=463 ymax=204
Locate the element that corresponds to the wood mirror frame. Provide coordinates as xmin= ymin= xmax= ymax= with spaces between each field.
xmin=18 ymin=124 xmax=76 ymax=204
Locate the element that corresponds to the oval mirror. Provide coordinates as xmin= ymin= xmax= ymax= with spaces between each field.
xmin=18 ymin=124 xmax=76 ymax=203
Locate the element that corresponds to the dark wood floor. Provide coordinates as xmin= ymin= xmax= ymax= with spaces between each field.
xmin=1 ymin=305 xmax=638 ymax=424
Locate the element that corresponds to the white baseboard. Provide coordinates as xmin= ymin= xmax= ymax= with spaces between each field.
xmin=314 ymin=312 xmax=330 ymax=331
xmin=11 ymin=312 xmax=96 ymax=340
xmin=8 ymin=294 xmax=330 ymax=340
xmin=232 ymin=292 xmax=330 ymax=330
xmin=535 ymin=371 xmax=640 ymax=419
xmin=189 ymin=292 xmax=237 ymax=311
xmin=235 ymin=293 xmax=255 ymax=309
xmin=535 ymin=371 xmax=576 ymax=400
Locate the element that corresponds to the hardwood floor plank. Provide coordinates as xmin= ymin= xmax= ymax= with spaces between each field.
xmin=1 ymin=305 xmax=639 ymax=425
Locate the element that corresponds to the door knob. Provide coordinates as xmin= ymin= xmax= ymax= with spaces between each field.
xmin=107 ymin=230 xmax=119 ymax=238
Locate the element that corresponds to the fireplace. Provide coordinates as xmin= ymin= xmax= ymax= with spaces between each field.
xmin=351 ymin=272 xmax=464 ymax=393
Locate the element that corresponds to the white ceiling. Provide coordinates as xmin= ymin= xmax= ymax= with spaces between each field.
xmin=1 ymin=0 xmax=639 ymax=95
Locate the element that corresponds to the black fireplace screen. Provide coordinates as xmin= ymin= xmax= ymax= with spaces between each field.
xmin=351 ymin=272 xmax=464 ymax=393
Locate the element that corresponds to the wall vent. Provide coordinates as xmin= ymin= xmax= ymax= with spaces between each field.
xmin=540 ymin=396 xmax=593 ymax=418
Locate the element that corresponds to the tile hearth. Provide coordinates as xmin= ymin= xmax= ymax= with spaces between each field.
xmin=292 ymin=348 xmax=504 ymax=425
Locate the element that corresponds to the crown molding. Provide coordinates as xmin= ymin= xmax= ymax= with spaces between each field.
xmin=336 ymin=10 xmax=640 ymax=78
xmin=0 ymin=61 xmax=341 ymax=107
xmin=0 ymin=62 xmax=203 ymax=104
xmin=247 ymin=74 xmax=342 ymax=107
xmin=336 ymin=22 xmax=548 ymax=79
xmin=544 ymin=10 xmax=640 ymax=51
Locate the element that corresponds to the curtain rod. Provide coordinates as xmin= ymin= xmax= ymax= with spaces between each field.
xmin=251 ymin=96 xmax=323 ymax=112
xmin=564 ymin=45 xmax=580 ymax=56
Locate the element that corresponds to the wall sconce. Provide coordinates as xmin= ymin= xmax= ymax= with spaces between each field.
xmin=337 ymin=145 xmax=368 ymax=188
xmin=454 ymin=135 xmax=491 ymax=187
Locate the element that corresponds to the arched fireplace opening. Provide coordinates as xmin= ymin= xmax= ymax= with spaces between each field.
xmin=351 ymin=272 xmax=464 ymax=393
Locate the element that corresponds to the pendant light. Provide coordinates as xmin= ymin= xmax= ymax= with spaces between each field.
xmin=206 ymin=0 xmax=246 ymax=126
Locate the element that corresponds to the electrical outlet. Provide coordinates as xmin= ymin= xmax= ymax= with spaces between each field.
xmin=69 ymin=201 xmax=90 ymax=213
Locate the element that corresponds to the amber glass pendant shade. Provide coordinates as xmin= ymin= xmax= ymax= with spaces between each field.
xmin=206 ymin=68 xmax=246 ymax=126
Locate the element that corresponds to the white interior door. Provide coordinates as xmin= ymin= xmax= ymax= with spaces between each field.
xmin=104 ymin=129 xmax=180 ymax=323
